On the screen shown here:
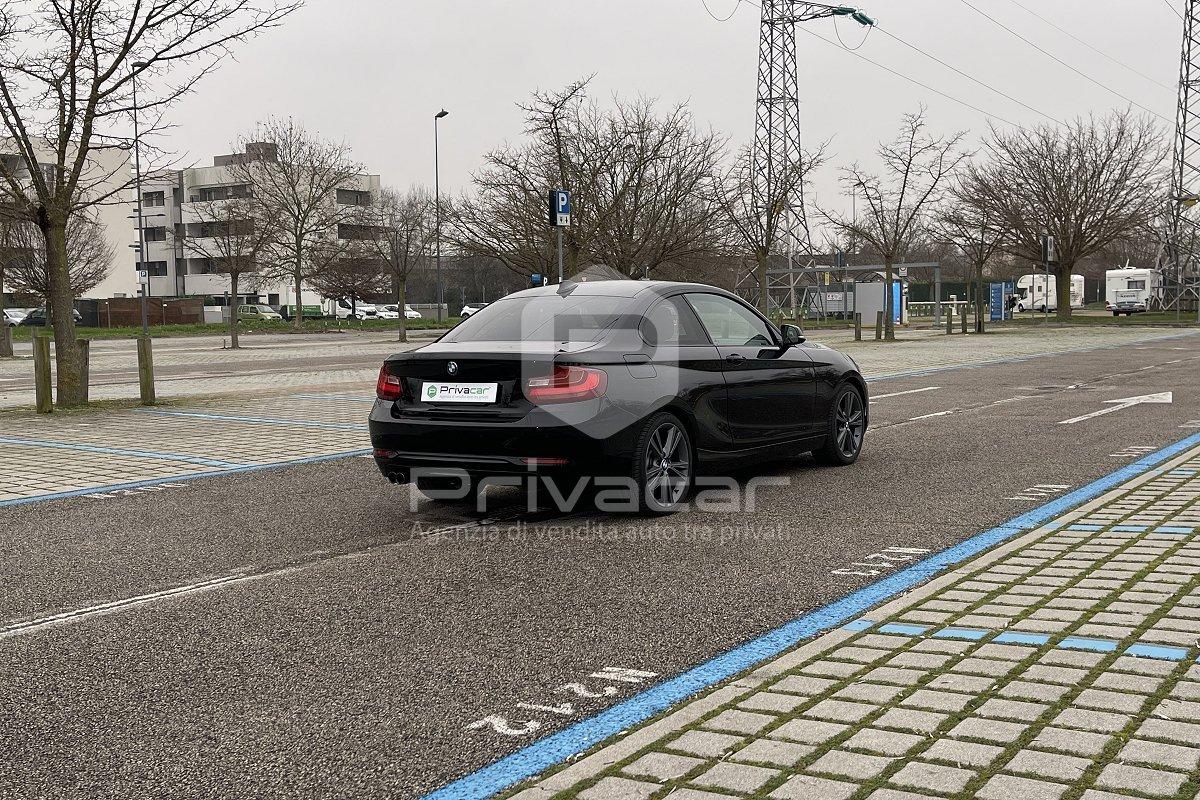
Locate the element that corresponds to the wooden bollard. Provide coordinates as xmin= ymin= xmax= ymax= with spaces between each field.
xmin=961 ymin=308 xmax=968 ymax=334
xmin=854 ymin=313 xmax=862 ymax=341
xmin=875 ymin=310 xmax=884 ymax=341
xmin=0 ymin=323 xmax=12 ymax=357
xmin=946 ymin=307 xmax=954 ymax=335
xmin=33 ymin=333 xmax=51 ymax=413
xmin=78 ymin=338 xmax=90 ymax=404
xmin=137 ymin=336 xmax=156 ymax=406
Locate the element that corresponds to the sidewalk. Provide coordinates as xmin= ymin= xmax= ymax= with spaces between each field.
xmin=511 ymin=443 xmax=1200 ymax=800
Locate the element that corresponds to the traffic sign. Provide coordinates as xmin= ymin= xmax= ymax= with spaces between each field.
xmin=897 ymin=266 xmax=908 ymax=278
xmin=138 ymin=269 xmax=149 ymax=284
xmin=548 ymin=189 xmax=571 ymax=227
xmin=1041 ymin=234 xmax=1057 ymax=264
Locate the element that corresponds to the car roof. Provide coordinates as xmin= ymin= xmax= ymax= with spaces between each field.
xmin=500 ymin=279 xmax=734 ymax=301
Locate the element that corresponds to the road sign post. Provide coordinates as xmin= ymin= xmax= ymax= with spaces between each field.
xmin=1041 ymin=234 xmax=1056 ymax=323
xmin=548 ymin=189 xmax=570 ymax=283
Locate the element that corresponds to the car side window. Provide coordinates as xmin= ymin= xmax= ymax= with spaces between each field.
xmin=685 ymin=293 xmax=775 ymax=347
xmin=641 ymin=296 xmax=710 ymax=347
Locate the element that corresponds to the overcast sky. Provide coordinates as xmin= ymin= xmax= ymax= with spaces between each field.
xmin=163 ymin=0 xmax=1180 ymax=218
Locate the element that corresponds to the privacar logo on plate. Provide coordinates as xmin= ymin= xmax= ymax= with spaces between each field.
xmin=426 ymin=384 xmax=438 ymax=399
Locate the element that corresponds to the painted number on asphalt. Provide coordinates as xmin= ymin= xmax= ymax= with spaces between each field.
xmin=466 ymin=666 xmax=658 ymax=738
xmin=1006 ymin=484 xmax=1070 ymax=502
xmin=832 ymin=546 xmax=931 ymax=577
xmin=1110 ymin=446 xmax=1157 ymax=459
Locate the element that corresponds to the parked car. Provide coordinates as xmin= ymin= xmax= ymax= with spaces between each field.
xmin=19 ymin=307 xmax=83 ymax=326
xmin=371 ymin=280 xmax=867 ymax=515
xmin=2 ymin=308 xmax=26 ymax=327
xmin=460 ymin=302 xmax=489 ymax=318
xmin=376 ymin=305 xmax=401 ymax=320
xmin=237 ymin=304 xmax=283 ymax=322
xmin=404 ymin=305 xmax=422 ymax=320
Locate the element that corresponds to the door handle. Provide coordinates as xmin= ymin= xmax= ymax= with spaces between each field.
xmin=724 ymin=353 xmax=745 ymax=364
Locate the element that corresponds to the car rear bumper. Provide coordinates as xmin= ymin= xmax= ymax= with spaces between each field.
xmin=368 ymin=399 xmax=639 ymax=483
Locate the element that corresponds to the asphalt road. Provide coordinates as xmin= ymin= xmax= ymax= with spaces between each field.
xmin=1 ymin=335 xmax=1199 ymax=798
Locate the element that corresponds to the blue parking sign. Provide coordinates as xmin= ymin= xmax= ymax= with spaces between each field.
xmin=549 ymin=189 xmax=571 ymax=227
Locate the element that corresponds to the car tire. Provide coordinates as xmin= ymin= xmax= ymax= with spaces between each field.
xmin=415 ymin=474 xmax=479 ymax=505
xmin=631 ymin=411 xmax=693 ymax=515
xmin=815 ymin=383 xmax=866 ymax=466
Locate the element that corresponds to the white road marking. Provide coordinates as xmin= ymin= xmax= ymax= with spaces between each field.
xmin=907 ymin=395 xmax=1030 ymax=422
xmin=1110 ymin=446 xmax=1158 ymax=459
xmin=1059 ymin=392 xmax=1174 ymax=425
xmin=871 ymin=386 xmax=941 ymax=401
xmin=1006 ymin=484 xmax=1071 ymax=502
xmin=832 ymin=546 xmax=931 ymax=576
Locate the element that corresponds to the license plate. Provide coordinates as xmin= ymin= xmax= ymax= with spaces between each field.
xmin=421 ymin=382 xmax=498 ymax=404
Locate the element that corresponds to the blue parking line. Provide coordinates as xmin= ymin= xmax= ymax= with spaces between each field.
xmin=1060 ymin=637 xmax=1118 ymax=653
xmin=993 ymin=632 xmax=1051 ymax=646
xmin=0 ymin=436 xmax=242 ymax=468
xmin=424 ymin=428 xmax=1200 ymax=800
xmin=134 ymin=409 xmax=364 ymax=431
xmin=1127 ymin=644 xmax=1190 ymax=661
xmin=290 ymin=394 xmax=377 ymax=404
xmin=0 ymin=449 xmax=373 ymax=508
xmin=932 ymin=627 xmax=989 ymax=641
xmin=878 ymin=623 xmax=928 ymax=636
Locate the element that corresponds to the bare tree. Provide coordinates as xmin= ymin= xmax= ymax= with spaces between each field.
xmin=176 ymin=195 xmax=279 ymax=349
xmin=821 ymin=109 xmax=968 ymax=340
xmin=226 ymin=119 xmax=363 ymax=328
xmin=0 ymin=0 xmax=299 ymax=406
xmin=716 ymin=142 xmax=828 ymax=313
xmin=307 ymin=252 xmax=384 ymax=319
xmin=359 ymin=186 xmax=433 ymax=341
xmin=956 ymin=110 xmax=1166 ymax=319
xmin=935 ymin=199 xmax=1006 ymax=333
xmin=450 ymin=80 xmax=727 ymax=281
xmin=2 ymin=208 xmax=112 ymax=298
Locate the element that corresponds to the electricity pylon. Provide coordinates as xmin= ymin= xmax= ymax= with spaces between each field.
xmin=1160 ymin=0 xmax=1200 ymax=315
xmin=737 ymin=3 xmax=873 ymax=314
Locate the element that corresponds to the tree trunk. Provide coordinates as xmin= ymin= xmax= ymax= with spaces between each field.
xmin=975 ymin=261 xmax=986 ymax=334
xmin=1056 ymin=262 xmax=1072 ymax=321
xmin=43 ymin=218 xmax=84 ymax=407
xmin=883 ymin=260 xmax=895 ymax=341
xmin=293 ymin=241 xmax=304 ymax=329
xmin=755 ymin=249 xmax=770 ymax=314
xmin=397 ymin=281 xmax=408 ymax=343
xmin=229 ymin=273 xmax=240 ymax=349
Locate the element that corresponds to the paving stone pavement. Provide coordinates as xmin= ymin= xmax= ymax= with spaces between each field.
xmin=513 ymin=446 xmax=1200 ymax=800
xmin=0 ymin=393 xmax=373 ymax=505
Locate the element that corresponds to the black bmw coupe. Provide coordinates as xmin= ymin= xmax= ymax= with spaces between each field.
xmin=370 ymin=280 xmax=867 ymax=514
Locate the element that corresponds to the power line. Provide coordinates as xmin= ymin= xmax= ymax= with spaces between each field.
xmin=796 ymin=25 xmax=1026 ymax=130
xmin=701 ymin=0 xmax=745 ymax=23
xmin=874 ymin=26 xmax=1064 ymax=126
xmin=1162 ymin=0 xmax=1185 ymax=22
xmin=957 ymin=0 xmax=1170 ymax=122
xmin=1006 ymin=0 xmax=1174 ymax=92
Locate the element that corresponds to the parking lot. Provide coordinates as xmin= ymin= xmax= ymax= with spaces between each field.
xmin=1 ymin=326 xmax=1199 ymax=798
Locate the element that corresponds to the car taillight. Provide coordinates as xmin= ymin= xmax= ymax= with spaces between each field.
xmin=526 ymin=365 xmax=607 ymax=404
xmin=376 ymin=364 xmax=404 ymax=401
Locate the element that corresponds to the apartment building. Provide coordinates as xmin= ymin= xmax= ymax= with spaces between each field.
xmin=131 ymin=143 xmax=381 ymax=305
xmin=0 ymin=144 xmax=130 ymax=299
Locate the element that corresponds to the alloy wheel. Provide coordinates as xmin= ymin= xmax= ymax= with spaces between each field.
xmin=835 ymin=390 xmax=865 ymax=459
xmin=645 ymin=422 xmax=690 ymax=509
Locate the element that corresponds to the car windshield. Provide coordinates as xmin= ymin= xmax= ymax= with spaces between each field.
xmin=443 ymin=294 xmax=637 ymax=343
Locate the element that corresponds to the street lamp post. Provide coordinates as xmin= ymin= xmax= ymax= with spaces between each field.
xmin=131 ymin=61 xmax=149 ymax=338
xmin=434 ymin=109 xmax=449 ymax=323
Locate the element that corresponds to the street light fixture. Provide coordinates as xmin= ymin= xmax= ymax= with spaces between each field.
xmin=434 ymin=109 xmax=449 ymax=323
xmin=131 ymin=60 xmax=150 ymax=337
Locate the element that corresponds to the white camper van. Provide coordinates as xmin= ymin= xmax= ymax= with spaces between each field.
xmin=1105 ymin=267 xmax=1163 ymax=316
xmin=1012 ymin=274 xmax=1085 ymax=312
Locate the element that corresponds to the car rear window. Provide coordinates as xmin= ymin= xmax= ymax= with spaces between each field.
xmin=443 ymin=295 xmax=638 ymax=343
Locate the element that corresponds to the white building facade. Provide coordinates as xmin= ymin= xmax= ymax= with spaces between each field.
xmin=130 ymin=144 xmax=381 ymax=306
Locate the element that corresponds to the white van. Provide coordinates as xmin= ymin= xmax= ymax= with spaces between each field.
xmin=324 ymin=298 xmax=377 ymax=320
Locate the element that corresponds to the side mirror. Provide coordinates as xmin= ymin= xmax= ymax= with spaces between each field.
xmin=780 ymin=324 xmax=805 ymax=347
